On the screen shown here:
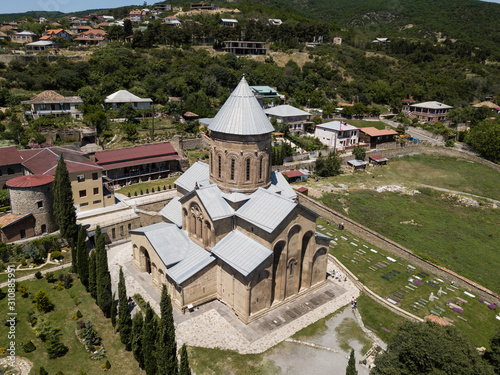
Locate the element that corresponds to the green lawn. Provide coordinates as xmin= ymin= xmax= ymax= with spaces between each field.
xmin=343 ymin=119 xmax=389 ymax=130
xmin=0 ymin=270 xmax=142 ymax=374
xmin=114 ymin=176 xmax=178 ymax=197
xmin=316 ymin=218 xmax=499 ymax=348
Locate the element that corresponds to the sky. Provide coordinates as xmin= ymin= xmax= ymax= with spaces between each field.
xmin=2 ymin=0 xmax=500 ymax=14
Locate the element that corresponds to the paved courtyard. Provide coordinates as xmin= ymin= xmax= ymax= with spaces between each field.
xmin=108 ymin=242 xmax=360 ymax=354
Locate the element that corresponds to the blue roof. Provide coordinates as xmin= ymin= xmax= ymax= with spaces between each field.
xmin=174 ymin=161 xmax=209 ymax=192
xmin=159 ymin=196 xmax=182 ymax=227
xmin=212 ymin=230 xmax=272 ymax=277
xmin=236 ymin=188 xmax=296 ymax=233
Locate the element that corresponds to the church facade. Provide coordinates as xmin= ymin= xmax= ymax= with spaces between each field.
xmin=131 ymin=77 xmax=330 ymax=323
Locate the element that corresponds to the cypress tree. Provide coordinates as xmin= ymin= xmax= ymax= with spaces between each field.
xmin=96 ymin=226 xmax=112 ymax=317
xmin=157 ymin=285 xmax=177 ymax=375
xmin=118 ymin=267 xmax=132 ymax=350
xmin=143 ymin=303 xmax=158 ymax=375
xmin=76 ymin=227 xmax=89 ymax=291
xmin=110 ymin=292 xmax=117 ymax=330
xmin=132 ymin=311 xmax=144 ymax=369
xmin=53 ymin=155 xmax=78 ymax=246
xmin=71 ymin=244 xmax=78 ymax=274
xmin=179 ymin=344 xmax=191 ymax=375
xmin=88 ymin=249 xmax=97 ymax=300
xmin=346 ymin=348 xmax=358 ymax=375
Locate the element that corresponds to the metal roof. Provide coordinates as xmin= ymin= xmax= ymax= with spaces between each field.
xmin=195 ymin=185 xmax=234 ymax=221
xmin=348 ymin=160 xmax=367 ymax=167
xmin=26 ymin=41 xmax=55 ymax=46
xmin=174 ymin=161 xmax=209 ymax=192
xmin=159 ymin=196 xmax=182 ymax=227
xmin=104 ymin=90 xmax=152 ymax=104
xmin=208 ymin=76 xmax=275 ymax=136
xmin=268 ymin=171 xmax=297 ymax=199
xmin=131 ymin=222 xmax=189 ymax=267
xmin=315 ymin=232 xmax=332 ymax=241
xmin=236 ymin=188 xmax=296 ymax=233
xmin=211 ymin=230 xmax=272 ymax=277
xmin=222 ymin=192 xmax=251 ymax=203
xmin=410 ymin=101 xmax=453 ymax=110
xmin=316 ymin=121 xmax=358 ymax=132
xmin=264 ymin=104 xmax=310 ymax=118
xmin=165 ymin=242 xmax=215 ymax=285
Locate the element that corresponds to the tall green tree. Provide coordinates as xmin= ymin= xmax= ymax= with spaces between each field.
xmin=179 ymin=344 xmax=191 ymax=375
xmin=157 ymin=285 xmax=177 ymax=375
xmin=352 ymin=145 xmax=366 ymax=161
xmin=468 ymin=119 xmax=500 ymax=163
xmin=88 ymin=249 xmax=97 ymax=300
xmin=346 ymin=348 xmax=357 ymax=375
xmin=110 ymin=292 xmax=117 ymax=330
xmin=315 ymin=152 xmax=342 ymax=177
xmin=487 ymin=328 xmax=500 ymax=374
xmin=372 ymin=321 xmax=494 ymax=374
xmin=118 ymin=267 xmax=132 ymax=350
xmin=132 ymin=311 xmax=145 ymax=369
xmin=95 ymin=226 xmax=112 ymax=317
xmin=53 ymin=155 xmax=78 ymax=246
xmin=76 ymin=227 xmax=89 ymax=291
xmin=71 ymin=244 xmax=78 ymax=274
xmin=143 ymin=303 xmax=158 ymax=375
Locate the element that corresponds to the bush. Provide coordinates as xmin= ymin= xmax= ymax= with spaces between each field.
xmin=35 ymin=271 xmax=43 ymax=279
xmin=140 ymin=189 xmax=143 ymax=195
xmin=134 ymin=191 xmax=137 ymax=196
xmin=146 ymin=188 xmax=149 ymax=193
xmin=163 ymin=185 xmax=166 ymax=190
xmin=51 ymin=250 xmax=62 ymax=259
xmin=445 ymin=139 xmax=455 ymax=147
xmin=128 ymin=192 xmax=131 ymax=198
xmin=17 ymin=283 xmax=29 ymax=297
xmin=34 ymin=290 xmax=54 ymax=313
xmin=169 ymin=184 xmax=171 ymax=189
xmin=47 ymin=336 xmax=68 ymax=359
xmin=77 ymin=310 xmax=83 ymax=319
xmin=0 ymin=288 xmax=6 ymax=300
xmin=23 ymin=340 xmax=36 ymax=353
xmin=152 ymin=187 xmax=155 ymax=193
xmin=46 ymin=272 xmax=57 ymax=283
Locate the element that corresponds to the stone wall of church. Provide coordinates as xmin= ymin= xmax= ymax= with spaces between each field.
xmin=182 ymin=263 xmax=218 ymax=307
xmin=209 ymin=131 xmax=272 ymax=193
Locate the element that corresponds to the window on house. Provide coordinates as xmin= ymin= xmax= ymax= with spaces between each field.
xmin=79 ymin=190 xmax=86 ymax=197
xmin=80 ymin=202 xmax=88 ymax=207
xmin=93 ymin=200 xmax=101 ymax=204
xmin=112 ymin=228 xmax=116 ymax=239
xmin=37 ymin=201 xmax=43 ymax=208
xmin=230 ymin=158 xmax=235 ymax=180
xmin=218 ymin=155 xmax=222 ymax=178
xmin=77 ymin=174 xmax=85 ymax=182
xmin=120 ymin=225 xmax=124 ymax=236
xmin=92 ymin=172 xmax=98 ymax=180
xmin=94 ymin=187 xmax=99 ymax=195
xmin=128 ymin=223 xmax=131 ymax=231
xmin=246 ymin=159 xmax=251 ymax=181
xmin=20 ymin=229 xmax=26 ymax=239
xmin=41 ymin=224 xmax=46 ymax=233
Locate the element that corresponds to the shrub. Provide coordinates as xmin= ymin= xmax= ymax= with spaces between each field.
xmin=17 ymin=283 xmax=29 ymax=297
xmin=45 ymin=272 xmax=57 ymax=283
xmin=21 ymin=258 xmax=27 ymax=266
xmin=77 ymin=320 xmax=86 ymax=329
xmin=47 ymin=336 xmax=68 ymax=359
xmin=134 ymin=191 xmax=137 ymax=196
xmin=105 ymin=360 xmax=111 ymax=370
xmin=146 ymin=188 xmax=149 ymax=193
xmin=91 ymin=347 xmax=106 ymax=360
xmin=163 ymin=185 xmax=166 ymax=190
xmin=140 ymin=189 xmax=143 ymax=195
xmin=23 ymin=340 xmax=36 ymax=353
xmin=51 ymin=251 xmax=62 ymax=259
xmin=128 ymin=192 xmax=131 ymax=198
xmin=56 ymin=281 xmax=64 ymax=291
xmin=445 ymin=139 xmax=455 ymax=147
xmin=64 ymin=273 xmax=73 ymax=289
xmin=152 ymin=187 xmax=155 ymax=193
xmin=34 ymin=290 xmax=54 ymax=313
xmin=35 ymin=271 xmax=43 ymax=279
xmin=0 ymin=288 xmax=7 ymax=300
xmin=169 ymin=184 xmax=171 ymax=189
xmin=77 ymin=310 xmax=83 ymax=319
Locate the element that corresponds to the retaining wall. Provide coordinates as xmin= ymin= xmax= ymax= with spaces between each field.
xmin=300 ymin=194 xmax=500 ymax=306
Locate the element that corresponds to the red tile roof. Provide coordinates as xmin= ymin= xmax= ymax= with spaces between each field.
xmin=7 ymin=175 xmax=54 ymax=188
xmin=359 ymin=127 xmax=398 ymax=137
xmin=0 ymin=146 xmax=22 ymax=166
xmin=296 ymin=186 xmax=308 ymax=193
xmin=282 ymin=170 xmax=305 ymax=178
xmin=0 ymin=213 xmax=33 ymax=229
xmin=369 ymin=154 xmax=387 ymax=161
xmin=95 ymin=142 xmax=180 ymax=169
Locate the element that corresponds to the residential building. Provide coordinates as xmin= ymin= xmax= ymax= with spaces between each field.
xmin=359 ymin=127 xmax=398 ymax=149
xmin=472 ymin=101 xmax=500 ymax=114
xmin=41 ymin=28 xmax=72 ymax=42
xmin=250 ymin=86 xmax=280 ymax=101
xmin=21 ymin=90 xmax=83 ymax=120
xmin=11 ymin=30 xmax=38 ymax=44
xmin=0 ymin=146 xmax=24 ymax=189
xmin=131 ymin=77 xmax=329 ymax=323
xmin=264 ymin=105 xmax=312 ymax=135
xmin=74 ymin=29 xmax=107 ymax=45
xmin=220 ymin=18 xmax=238 ymax=27
xmin=314 ymin=121 xmax=359 ymax=151
xmin=0 ymin=31 xmax=10 ymax=41
xmin=25 ymin=40 xmax=60 ymax=51
xmin=372 ymin=37 xmax=390 ymax=45
xmin=408 ymin=101 xmax=453 ymax=123
xmin=333 ymin=36 xmax=342 ymax=45
xmin=94 ymin=142 xmax=182 ymax=187
xmin=268 ymin=18 xmax=282 ymax=26
xmin=130 ymin=9 xmax=146 ymax=23
xmin=104 ymin=90 xmax=153 ymax=111
xmin=223 ymin=41 xmax=266 ymax=55
xmin=164 ymin=17 xmax=182 ymax=27
xmin=190 ymin=3 xmax=218 ymax=10
xmin=155 ymin=3 xmax=173 ymax=12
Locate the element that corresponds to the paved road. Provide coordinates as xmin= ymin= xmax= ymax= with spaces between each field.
xmin=380 ymin=119 xmax=444 ymax=145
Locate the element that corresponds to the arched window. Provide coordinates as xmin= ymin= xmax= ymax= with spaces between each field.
xmin=218 ymin=155 xmax=222 ymax=178
xmin=230 ymin=158 xmax=235 ymax=180
xmin=246 ymin=158 xmax=251 ymax=181
xmin=41 ymin=224 xmax=47 ymax=233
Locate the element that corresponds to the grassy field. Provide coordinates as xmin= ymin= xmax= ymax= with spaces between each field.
xmin=320 ymin=188 xmax=500 ymax=293
xmin=316 ymin=218 xmax=499 ymax=348
xmin=114 ymin=176 xmax=178 ymax=197
xmin=343 ymin=119 xmax=389 ymax=130
xmin=0 ymin=269 xmax=142 ymax=374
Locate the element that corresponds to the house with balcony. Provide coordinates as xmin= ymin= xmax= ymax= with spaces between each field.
xmin=94 ymin=142 xmax=182 ymax=187
xmin=223 ymin=41 xmax=266 ymax=55
xmin=408 ymin=101 xmax=453 ymax=123
xmin=21 ymin=90 xmax=83 ymax=120
xmin=220 ymin=18 xmax=238 ymax=27
xmin=74 ymin=29 xmax=107 ymax=45
xmin=104 ymin=90 xmax=153 ymax=111
xmin=314 ymin=121 xmax=359 ymax=152
xmin=11 ymin=30 xmax=38 ymax=44
xmin=359 ymin=127 xmax=398 ymax=149
xmin=130 ymin=9 xmax=146 ymax=23
xmin=264 ymin=105 xmax=313 ymax=135
xmin=40 ymin=28 xmax=72 ymax=42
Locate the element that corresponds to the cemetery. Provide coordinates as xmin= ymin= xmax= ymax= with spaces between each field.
xmin=316 ymin=218 xmax=500 ymax=348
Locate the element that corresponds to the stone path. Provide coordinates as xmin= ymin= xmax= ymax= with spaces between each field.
xmin=0 ymin=262 xmax=72 ymax=288
xmin=107 ymin=242 xmax=361 ymax=354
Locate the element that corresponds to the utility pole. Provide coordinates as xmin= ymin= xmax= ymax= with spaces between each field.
xmin=151 ymin=103 xmax=155 ymax=138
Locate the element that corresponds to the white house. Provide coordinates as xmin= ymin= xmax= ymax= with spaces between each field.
xmin=264 ymin=105 xmax=312 ymax=135
xmin=314 ymin=121 xmax=359 ymax=151
xmin=104 ymin=90 xmax=153 ymax=110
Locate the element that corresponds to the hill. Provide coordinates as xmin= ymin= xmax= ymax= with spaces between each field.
xmin=0 ymin=10 xmax=64 ymax=22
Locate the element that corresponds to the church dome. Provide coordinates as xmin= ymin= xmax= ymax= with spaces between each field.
xmin=208 ymin=76 xmax=275 ymax=136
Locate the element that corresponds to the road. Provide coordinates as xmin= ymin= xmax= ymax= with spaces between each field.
xmin=380 ymin=118 xmax=444 ymax=145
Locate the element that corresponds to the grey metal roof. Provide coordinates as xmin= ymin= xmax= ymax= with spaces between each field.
xmin=268 ymin=171 xmax=297 ymax=199
xmin=264 ymin=104 xmax=310 ymax=118
xmin=174 ymin=161 xmax=209 ymax=192
xmin=195 ymin=184 xmax=234 ymax=221
xmin=315 ymin=232 xmax=332 ymax=241
xmin=198 ymin=118 xmax=214 ymax=126
xmin=104 ymin=90 xmax=152 ymax=104
xmin=165 ymin=243 xmax=215 ymax=285
xmin=222 ymin=192 xmax=251 ymax=203
xmin=236 ymin=188 xmax=296 ymax=233
xmin=347 ymin=160 xmax=367 ymax=167
xmin=131 ymin=222 xmax=189 ymax=267
xmin=208 ymin=76 xmax=275 ymax=136
xmin=212 ymin=230 xmax=272 ymax=277
xmin=26 ymin=41 xmax=55 ymax=46
xmin=159 ymin=196 xmax=182 ymax=227
xmin=410 ymin=101 xmax=453 ymax=110
xmin=316 ymin=121 xmax=358 ymax=132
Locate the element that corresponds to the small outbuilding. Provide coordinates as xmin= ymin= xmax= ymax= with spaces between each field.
xmin=369 ymin=154 xmax=388 ymax=166
xmin=347 ymin=159 xmax=367 ymax=171
xmin=282 ymin=170 xmax=307 ymax=183
xmin=296 ymin=186 xmax=309 ymax=196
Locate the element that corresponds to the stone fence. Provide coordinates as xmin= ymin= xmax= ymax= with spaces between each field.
xmin=299 ymin=194 xmax=500 ymax=306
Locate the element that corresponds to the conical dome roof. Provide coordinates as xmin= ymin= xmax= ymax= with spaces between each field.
xmin=208 ymin=76 xmax=275 ymax=136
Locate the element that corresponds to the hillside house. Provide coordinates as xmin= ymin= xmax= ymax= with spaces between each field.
xmin=104 ymin=90 xmax=153 ymax=111
xmin=130 ymin=9 xmax=146 ymax=23
xmin=220 ymin=18 xmax=238 ymax=27
xmin=408 ymin=101 xmax=453 ymax=123
xmin=11 ymin=31 xmax=38 ymax=44
xmin=314 ymin=121 xmax=359 ymax=151
xmin=264 ymin=105 xmax=312 ymax=135
xmin=223 ymin=41 xmax=266 ymax=55
xmin=359 ymin=127 xmax=398 ymax=149
xmin=21 ymin=90 xmax=83 ymax=120
xmin=41 ymin=28 xmax=72 ymax=42
xmin=74 ymin=29 xmax=107 ymax=45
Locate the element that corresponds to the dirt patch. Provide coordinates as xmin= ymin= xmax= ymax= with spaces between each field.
xmin=375 ymin=185 xmax=420 ymax=195
xmin=442 ymin=193 xmax=479 ymax=208
xmin=400 ymin=219 xmax=422 ymax=226
xmin=175 ymin=7 xmax=240 ymax=17
xmin=0 ymin=356 xmax=33 ymax=375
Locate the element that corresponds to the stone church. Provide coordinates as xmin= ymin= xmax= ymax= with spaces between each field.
xmin=131 ymin=77 xmax=330 ymax=323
